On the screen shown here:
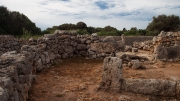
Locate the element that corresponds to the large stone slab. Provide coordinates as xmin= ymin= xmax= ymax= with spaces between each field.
xmin=100 ymin=57 xmax=123 ymax=92
xmin=123 ymin=79 xmax=176 ymax=96
xmin=90 ymin=43 xmax=115 ymax=53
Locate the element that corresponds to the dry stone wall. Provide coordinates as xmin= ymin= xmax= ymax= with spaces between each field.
xmin=153 ymin=31 xmax=180 ymax=61
xmin=113 ymin=36 xmax=153 ymax=46
xmin=0 ymin=35 xmax=25 ymax=56
xmin=0 ymin=31 xmax=168 ymax=101
xmin=0 ymin=31 xmax=125 ymax=101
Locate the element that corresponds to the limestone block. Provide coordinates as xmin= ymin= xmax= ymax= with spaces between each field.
xmin=131 ymin=60 xmax=142 ymax=69
xmin=44 ymin=52 xmax=50 ymax=63
xmin=132 ymin=48 xmax=138 ymax=52
xmin=36 ymin=58 xmax=43 ymax=71
xmin=64 ymin=46 xmax=74 ymax=53
xmin=76 ymin=44 xmax=86 ymax=51
xmin=124 ymin=46 xmax=132 ymax=52
xmin=62 ymin=53 xmax=69 ymax=59
xmin=40 ymin=54 xmax=46 ymax=65
xmin=103 ymin=36 xmax=114 ymax=43
xmin=100 ymin=57 xmax=123 ymax=92
xmin=91 ymin=33 xmax=99 ymax=41
xmin=90 ymin=43 xmax=115 ymax=53
xmin=0 ymin=87 xmax=8 ymax=101
xmin=123 ymin=79 xmax=176 ymax=96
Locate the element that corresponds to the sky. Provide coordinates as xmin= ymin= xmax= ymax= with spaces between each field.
xmin=1 ymin=0 xmax=180 ymax=30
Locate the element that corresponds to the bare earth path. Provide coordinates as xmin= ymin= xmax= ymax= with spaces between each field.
xmin=28 ymin=56 xmax=180 ymax=101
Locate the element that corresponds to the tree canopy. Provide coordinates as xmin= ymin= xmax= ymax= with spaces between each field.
xmin=0 ymin=6 xmax=41 ymax=36
xmin=146 ymin=14 xmax=180 ymax=36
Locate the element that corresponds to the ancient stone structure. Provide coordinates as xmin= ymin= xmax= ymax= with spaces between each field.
xmin=132 ymin=31 xmax=180 ymax=61
xmin=0 ymin=30 xmax=173 ymax=101
xmin=0 ymin=31 xmax=126 ymax=101
xmin=99 ymin=57 xmax=180 ymax=100
xmin=153 ymin=31 xmax=180 ymax=61
xmin=0 ymin=35 xmax=25 ymax=56
xmin=99 ymin=57 xmax=123 ymax=92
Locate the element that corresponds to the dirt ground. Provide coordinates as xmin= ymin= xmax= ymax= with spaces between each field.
xmin=28 ymin=54 xmax=180 ymax=101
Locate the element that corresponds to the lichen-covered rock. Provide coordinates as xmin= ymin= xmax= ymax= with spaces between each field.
xmin=100 ymin=57 xmax=123 ymax=92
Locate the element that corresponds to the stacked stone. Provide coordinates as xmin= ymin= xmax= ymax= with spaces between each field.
xmin=0 ymin=51 xmax=35 ymax=101
xmin=133 ymin=40 xmax=154 ymax=51
xmin=0 ymin=31 xmax=126 ymax=101
xmin=153 ymin=31 xmax=180 ymax=61
xmin=153 ymin=31 xmax=180 ymax=47
xmin=0 ymin=35 xmax=25 ymax=56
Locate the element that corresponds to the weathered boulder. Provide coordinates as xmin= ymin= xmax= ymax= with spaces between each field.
xmin=103 ymin=36 xmax=114 ymax=43
xmin=153 ymin=45 xmax=180 ymax=60
xmin=100 ymin=57 xmax=123 ymax=92
xmin=91 ymin=33 xmax=99 ymax=41
xmin=131 ymin=60 xmax=142 ymax=69
xmin=124 ymin=46 xmax=132 ymax=52
xmin=116 ymin=52 xmax=149 ymax=63
xmin=76 ymin=44 xmax=87 ymax=51
xmin=90 ymin=43 xmax=115 ymax=53
xmin=123 ymin=79 xmax=176 ymax=96
xmin=0 ymin=87 xmax=8 ymax=101
xmin=132 ymin=48 xmax=138 ymax=52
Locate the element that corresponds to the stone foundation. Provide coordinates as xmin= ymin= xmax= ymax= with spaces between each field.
xmin=99 ymin=57 xmax=180 ymax=100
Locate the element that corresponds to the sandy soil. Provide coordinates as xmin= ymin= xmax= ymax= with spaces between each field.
xmin=28 ymin=55 xmax=180 ymax=101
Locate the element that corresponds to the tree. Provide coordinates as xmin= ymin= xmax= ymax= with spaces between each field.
xmin=76 ymin=21 xmax=87 ymax=29
xmin=0 ymin=6 xmax=41 ymax=36
xmin=146 ymin=14 xmax=180 ymax=36
xmin=103 ymin=25 xmax=117 ymax=31
xmin=87 ymin=26 xmax=96 ymax=34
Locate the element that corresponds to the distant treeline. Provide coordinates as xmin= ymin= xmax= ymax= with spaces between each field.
xmin=0 ymin=6 xmax=180 ymax=37
xmin=42 ymin=14 xmax=180 ymax=36
xmin=0 ymin=6 xmax=41 ymax=37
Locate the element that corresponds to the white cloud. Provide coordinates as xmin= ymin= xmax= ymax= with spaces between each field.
xmin=0 ymin=0 xmax=180 ymax=30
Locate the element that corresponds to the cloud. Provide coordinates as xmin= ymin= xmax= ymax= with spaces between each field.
xmin=1 ymin=0 xmax=180 ymax=30
xmin=95 ymin=1 xmax=114 ymax=10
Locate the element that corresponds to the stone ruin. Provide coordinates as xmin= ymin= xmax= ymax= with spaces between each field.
xmin=0 ymin=30 xmax=127 ymax=101
xmin=1 ymin=30 xmax=180 ymax=101
xmin=133 ymin=31 xmax=180 ymax=61
xmin=99 ymin=57 xmax=180 ymax=100
xmin=99 ymin=31 xmax=180 ymax=100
